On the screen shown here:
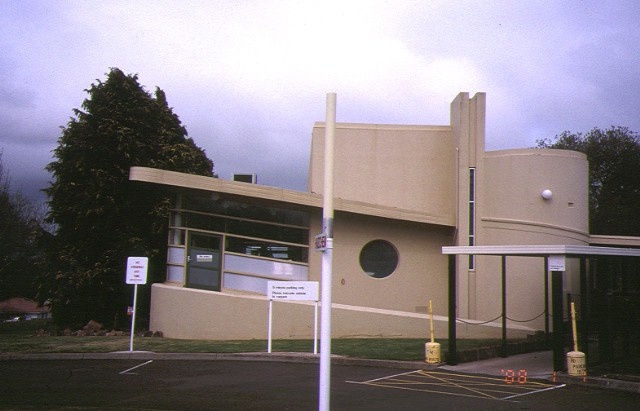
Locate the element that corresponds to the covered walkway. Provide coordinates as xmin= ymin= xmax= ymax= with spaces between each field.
xmin=442 ymin=245 xmax=640 ymax=371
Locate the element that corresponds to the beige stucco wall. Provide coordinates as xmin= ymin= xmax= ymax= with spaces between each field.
xmin=458 ymin=148 xmax=590 ymax=331
xmin=306 ymin=209 xmax=454 ymax=336
xmin=147 ymin=92 xmax=593 ymax=341
xmin=322 ymin=213 xmax=451 ymax=314
xmin=149 ymin=283 xmax=535 ymax=340
xmin=480 ymin=149 xmax=589 ymax=238
xmin=148 ymin=206 xmax=542 ymax=340
xmin=308 ymin=123 xmax=456 ymax=220
xmin=452 ymin=92 xmax=486 ymax=247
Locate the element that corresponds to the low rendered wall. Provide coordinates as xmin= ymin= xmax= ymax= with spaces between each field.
xmin=149 ymin=283 xmax=536 ymax=340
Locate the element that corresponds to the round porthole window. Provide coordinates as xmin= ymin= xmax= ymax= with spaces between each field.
xmin=359 ymin=239 xmax=399 ymax=279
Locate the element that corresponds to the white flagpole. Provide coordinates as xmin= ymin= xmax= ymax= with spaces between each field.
xmin=319 ymin=93 xmax=336 ymax=411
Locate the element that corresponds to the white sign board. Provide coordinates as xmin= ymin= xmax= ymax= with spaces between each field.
xmin=126 ymin=257 xmax=149 ymax=284
xmin=548 ymin=255 xmax=566 ymax=272
xmin=196 ymin=254 xmax=213 ymax=263
xmin=267 ymin=280 xmax=320 ymax=355
xmin=268 ymin=281 xmax=319 ymax=301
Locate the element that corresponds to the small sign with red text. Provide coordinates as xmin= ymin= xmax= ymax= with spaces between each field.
xmin=126 ymin=257 xmax=149 ymax=285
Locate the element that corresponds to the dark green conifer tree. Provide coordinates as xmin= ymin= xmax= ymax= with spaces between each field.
xmin=41 ymin=68 xmax=214 ymax=328
xmin=538 ymin=126 xmax=640 ymax=236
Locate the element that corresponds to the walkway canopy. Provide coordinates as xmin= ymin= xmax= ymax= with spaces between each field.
xmin=442 ymin=245 xmax=640 ymax=371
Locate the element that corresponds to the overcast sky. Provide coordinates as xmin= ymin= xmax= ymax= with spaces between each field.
xmin=2 ymin=0 xmax=639 ymax=203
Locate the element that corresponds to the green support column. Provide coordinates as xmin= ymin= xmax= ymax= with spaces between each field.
xmin=501 ymin=255 xmax=507 ymax=357
xmin=552 ymin=270 xmax=565 ymax=372
xmin=447 ymin=254 xmax=457 ymax=365
xmin=579 ymin=257 xmax=588 ymax=359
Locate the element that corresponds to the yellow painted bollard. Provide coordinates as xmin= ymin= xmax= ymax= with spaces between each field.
xmin=567 ymin=301 xmax=586 ymax=376
xmin=567 ymin=350 xmax=586 ymax=376
xmin=425 ymin=341 xmax=441 ymax=364
xmin=425 ymin=300 xmax=441 ymax=364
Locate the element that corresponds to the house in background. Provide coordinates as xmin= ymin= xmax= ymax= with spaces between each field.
xmin=129 ymin=92 xmax=639 ymax=343
xmin=0 ymin=297 xmax=50 ymax=321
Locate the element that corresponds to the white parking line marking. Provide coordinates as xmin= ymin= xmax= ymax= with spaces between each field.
xmin=502 ymin=383 xmax=566 ymax=400
xmin=348 ymin=369 xmax=565 ymax=401
xmin=120 ymin=360 xmax=153 ymax=375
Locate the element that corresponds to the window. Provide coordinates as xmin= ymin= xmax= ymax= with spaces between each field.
xmin=469 ymin=168 xmax=476 ymax=269
xmin=359 ymin=240 xmax=399 ymax=279
xmin=168 ymin=194 xmax=311 ymax=294
xmin=173 ymin=198 xmax=310 ymax=264
xmin=225 ymin=237 xmax=308 ymax=263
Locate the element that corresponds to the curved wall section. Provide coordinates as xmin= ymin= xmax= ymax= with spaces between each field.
xmin=481 ymin=149 xmax=589 ymax=243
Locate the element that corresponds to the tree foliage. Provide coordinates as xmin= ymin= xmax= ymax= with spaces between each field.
xmin=0 ymin=152 xmax=44 ymax=301
xmin=40 ymin=68 xmax=214 ymax=328
xmin=537 ymin=126 xmax=640 ymax=236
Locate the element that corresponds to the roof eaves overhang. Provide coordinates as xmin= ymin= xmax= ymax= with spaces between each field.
xmin=590 ymin=234 xmax=640 ymax=248
xmin=130 ymin=167 xmax=456 ymax=227
xmin=442 ymin=245 xmax=640 ymax=258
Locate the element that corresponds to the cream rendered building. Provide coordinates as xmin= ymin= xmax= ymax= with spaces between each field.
xmin=130 ymin=92 xmax=591 ymax=341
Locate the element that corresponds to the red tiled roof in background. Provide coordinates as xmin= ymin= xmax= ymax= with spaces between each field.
xmin=0 ymin=297 xmax=49 ymax=314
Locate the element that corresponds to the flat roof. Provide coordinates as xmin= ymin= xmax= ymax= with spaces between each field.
xmin=442 ymin=245 xmax=640 ymax=257
xmin=129 ymin=167 xmax=455 ymax=227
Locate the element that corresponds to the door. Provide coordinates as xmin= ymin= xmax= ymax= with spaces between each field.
xmin=186 ymin=233 xmax=222 ymax=291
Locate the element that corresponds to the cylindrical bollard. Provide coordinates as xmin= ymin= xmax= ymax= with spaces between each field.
xmin=425 ymin=299 xmax=440 ymax=363
xmin=567 ymin=301 xmax=586 ymax=377
xmin=567 ymin=350 xmax=586 ymax=376
xmin=425 ymin=342 xmax=441 ymax=364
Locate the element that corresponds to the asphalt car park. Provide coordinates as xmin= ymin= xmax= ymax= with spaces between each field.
xmin=349 ymin=368 xmax=564 ymax=401
xmin=1 ymin=359 xmax=639 ymax=410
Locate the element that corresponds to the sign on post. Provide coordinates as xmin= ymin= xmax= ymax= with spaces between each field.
xmin=126 ymin=257 xmax=149 ymax=284
xmin=314 ymin=233 xmax=328 ymax=252
xmin=126 ymin=257 xmax=148 ymax=352
xmin=267 ymin=281 xmax=320 ymax=354
xmin=268 ymin=281 xmax=319 ymax=301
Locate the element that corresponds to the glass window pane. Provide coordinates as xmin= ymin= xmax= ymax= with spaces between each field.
xmin=359 ymin=240 xmax=399 ymax=279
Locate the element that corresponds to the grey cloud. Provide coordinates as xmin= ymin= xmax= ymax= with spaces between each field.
xmin=2 ymin=0 xmax=640 ymax=202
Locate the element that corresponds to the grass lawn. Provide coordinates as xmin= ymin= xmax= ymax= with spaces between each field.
xmin=0 ymin=319 xmax=506 ymax=361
